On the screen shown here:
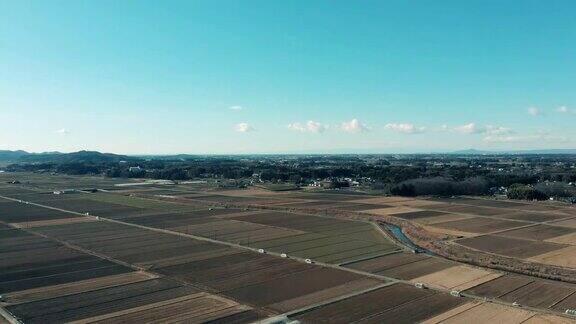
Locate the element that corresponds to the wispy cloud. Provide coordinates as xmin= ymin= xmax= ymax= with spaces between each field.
xmin=287 ymin=121 xmax=328 ymax=133
xmin=484 ymin=132 xmax=571 ymax=144
xmin=384 ymin=123 xmax=426 ymax=134
xmin=452 ymin=123 xmax=513 ymax=137
xmin=485 ymin=125 xmax=513 ymax=136
xmin=454 ymin=122 xmax=480 ymax=134
xmin=483 ymin=135 xmax=523 ymax=143
xmin=556 ymin=106 xmax=574 ymax=114
xmin=341 ymin=118 xmax=369 ymax=133
xmin=234 ymin=122 xmax=254 ymax=132
xmin=229 ymin=105 xmax=244 ymax=111
xmin=527 ymin=107 xmax=541 ymax=116
xmin=55 ymin=128 xmax=70 ymax=135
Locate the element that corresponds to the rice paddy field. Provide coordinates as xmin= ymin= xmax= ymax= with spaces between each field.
xmin=1 ymin=172 xmax=576 ymax=322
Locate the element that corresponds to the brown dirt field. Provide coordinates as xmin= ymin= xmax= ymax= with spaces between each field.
xmin=208 ymin=262 xmax=311 ymax=292
xmin=431 ymin=302 xmax=536 ymax=323
xmin=547 ymin=232 xmax=576 ymax=245
xmin=410 ymin=265 xmax=501 ymax=291
xmin=514 ymin=204 xmax=563 ymax=212
xmin=457 ymin=235 xmax=567 ymax=258
xmin=422 ymin=224 xmax=477 ymax=238
xmin=377 ymin=257 xmax=455 ymax=280
xmin=497 ymin=225 xmax=576 ymax=241
xmin=316 ymin=245 xmax=395 ymax=264
xmin=75 ymin=293 xmax=248 ymax=324
xmin=550 ymin=217 xmax=576 ymax=228
xmin=464 ymin=275 xmax=534 ymax=298
xmin=267 ymin=236 xmax=351 ymax=254
xmin=345 ymin=252 xmax=429 ymax=273
xmin=145 ymin=248 xmax=241 ymax=268
xmin=436 ymin=205 xmax=512 ymax=216
xmin=3 ymin=272 xmax=157 ymax=304
xmin=431 ymin=197 xmax=529 ymax=209
xmin=413 ymin=214 xmax=474 ymax=225
xmin=252 ymin=233 xmax=325 ymax=249
xmin=333 ymin=203 xmax=390 ymax=211
xmin=156 ymin=252 xmax=265 ymax=280
xmin=365 ymin=206 xmax=421 ymax=216
xmin=349 ymin=197 xmax=415 ymax=204
xmin=391 ymin=210 xmax=449 ymax=220
xmin=267 ymin=278 xmax=384 ymax=313
xmin=178 ymin=220 xmax=264 ymax=236
xmin=171 ymin=256 xmax=290 ymax=285
xmin=280 ymin=192 xmax=367 ymax=201
xmin=421 ymin=301 xmax=481 ymax=323
xmin=288 ymin=240 xmax=375 ymax=260
xmin=432 ymin=217 xmax=527 ymax=234
xmin=202 ymin=310 xmax=265 ymax=324
xmin=500 ymin=280 xmax=576 ymax=308
xmin=497 ymin=211 xmax=569 ymax=223
xmin=220 ymin=227 xmax=302 ymax=243
xmin=6 ymin=279 xmax=196 ymax=323
xmin=212 ymin=188 xmax=289 ymax=197
xmin=524 ymin=314 xmax=575 ymax=324
xmin=395 ymin=199 xmax=448 ymax=207
xmin=294 ymin=283 xmax=433 ymax=323
xmin=558 ymin=208 xmax=576 ymax=216
xmin=551 ymin=292 xmax=576 ymax=312
xmin=355 ymin=292 xmax=466 ymax=324
xmin=223 ymin=267 xmax=361 ymax=307
xmin=10 ymin=217 xmax=96 ymax=229
xmin=528 ymin=246 xmax=576 ymax=268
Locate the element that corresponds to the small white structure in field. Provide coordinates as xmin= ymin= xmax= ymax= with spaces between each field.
xmin=258 ymin=249 xmax=265 ymax=254
xmin=305 ymin=259 xmax=313 ymax=264
xmin=450 ymin=290 xmax=462 ymax=297
xmin=280 ymin=253 xmax=288 ymax=258
xmin=415 ymin=282 xmax=425 ymax=289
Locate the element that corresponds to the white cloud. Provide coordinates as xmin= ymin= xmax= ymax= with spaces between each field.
xmin=454 ymin=123 xmax=480 ymax=134
xmin=341 ymin=118 xmax=369 ymax=133
xmin=556 ymin=106 xmax=574 ymax=114
xmin=229 ymin=105 xmax=244 ymax=111
xmin=287 ymin=123 xmax=305 ymax=132
xmin=484 ymin=131 xmax=572 ymax=144
xmin=384 ymin=123 xmax=426 ymax=134
xmin=287 ymin=121 xmax=328 ymax=133
xmin=55 ymin=128 xmax=70 ymax=135
xmin=234 ymin=122 xmax=254 ymax=132
xmin=483 ymin=135 xmax=523 ymax=143
xmin=527 ymin=107 xmax=541 ymax=116
xmin=485 ymin=125 xmax=513 ymax=136
xmin=453 ymin=123 xmax=513 ymax=136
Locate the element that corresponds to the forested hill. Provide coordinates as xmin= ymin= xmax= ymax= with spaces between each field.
xmin=0 ymin=150 xmax=135 ymax=164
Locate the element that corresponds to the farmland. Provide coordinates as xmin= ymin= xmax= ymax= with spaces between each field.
xmin=1 ymin=173 xmax=576 ymax=322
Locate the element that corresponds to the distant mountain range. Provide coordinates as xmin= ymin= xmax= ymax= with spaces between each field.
xmin=451 ymin=149 xmax=576 ymax=155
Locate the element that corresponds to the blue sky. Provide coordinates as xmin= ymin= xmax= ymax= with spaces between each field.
xmin=1 ymin=0 xmax=575 ymax=154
